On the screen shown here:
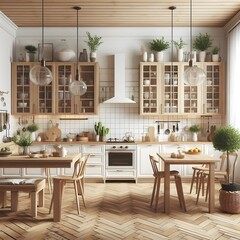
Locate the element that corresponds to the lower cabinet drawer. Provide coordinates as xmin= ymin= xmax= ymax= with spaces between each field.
xmin=85 ymin=165 xmax=104 ymax=177
xmin=105 ymin=169 xmax=136 ymax=178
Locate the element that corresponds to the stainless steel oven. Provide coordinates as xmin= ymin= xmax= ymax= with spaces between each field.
xmin=105 ymin=143 xmax=137 ymax=180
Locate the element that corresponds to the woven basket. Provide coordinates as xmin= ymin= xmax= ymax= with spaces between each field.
xmin=219 ymin=189 xmax=240 ymax=213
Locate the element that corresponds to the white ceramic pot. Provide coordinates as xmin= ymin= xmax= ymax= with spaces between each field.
xmin=143 ymin=52 xmax=148 ymax=62
xmin=192 ymin=132 xmax=198 ymax=142
xmin=55 ymin=50 xmax=75 ymax=62
xmin=212 ymin=54 xmax=219 ymax=62
xmin=149 ymin=53 xmax=154 ymax=62
xmin=90 ymin=52 xmax=97 ymax=62
xmin=156 ymin=51 xmax=164 ymax=62
xmin=177 ymin=49 xmax=184 ymax=62
xmin=199 ymin=51 xmax=206 ymax=62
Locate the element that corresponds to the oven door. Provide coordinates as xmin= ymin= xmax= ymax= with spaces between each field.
xmin=106 ymin=151 xmax=135 ymax=168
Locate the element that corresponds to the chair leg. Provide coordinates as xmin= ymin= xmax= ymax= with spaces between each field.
xmin=0 ymin=191 xmax=7 ymax=208
xmin=154 ymin=177 xmax=161 ymax=212
xmin=45 ymin=168 xmax=53 ymax=194
xmin=30 ymin=192 xmax=37 ymax=217
xmin=196 ymin=172 xmax=204 ymax=204
xmin=73 ymin=180 xmax=81 ymax=215
xmin=38 ymin=188 xmax=45 ymax=207
xmin=190 ymin=169 xmax=196 ymax=194
xmin=11 ymin=191 xmax=19 ymax=212
xmin=175 ymin=175 xmax=186 ymax=212
xmin=78 ymin=180 xmax=86 ymax=208
xmin=150 ymin=177 xmax=157 ymax=207
xmin=205 ymin=175 xmax=209 ymax=202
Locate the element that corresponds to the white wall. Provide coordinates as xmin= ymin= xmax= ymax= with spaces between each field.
xmin=0 ymin=12 xmax=17 ymax=142
xmin=10 ymin=27 xmax=227 ymax=142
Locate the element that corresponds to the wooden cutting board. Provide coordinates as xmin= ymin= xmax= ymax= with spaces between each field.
xmin=148 ymin=126 xmax=155 ymax=142
xmin=45 ymin=123 xmax=62 ymax=141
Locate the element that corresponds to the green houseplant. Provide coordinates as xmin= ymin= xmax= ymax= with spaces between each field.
xmin=212 ymin=125 xmax=240 ymax=213
xmin=193 ymin=33 xmax=213 ymax=62
xmin=190 ymin=124 xmax=201 ymax=142
xmin=85 ymin=32 xmax=103 ymax=62
xmin=212 ymin=46 xmax=220 ymax=62
xmin=27 ymin=123 xmax=39 ymax=141
xmin=173 ymin=38 xmax=186 ymax=62
xmin=25 ymin=45 xmax=37 ymax=62
xmin=149 ymin=37 xmax=169 ymax=62
xmin=13 ymin=130 xmax=33 ymax=155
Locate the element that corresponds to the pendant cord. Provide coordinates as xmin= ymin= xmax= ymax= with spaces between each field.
xmin=41 ymin=0 xmax=44 ymax=61
xmin=190 ymin=0 xmax=192 ymax=53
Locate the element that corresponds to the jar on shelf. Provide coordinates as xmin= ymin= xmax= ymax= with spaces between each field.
xmin=54 ymin=39 xmax=75 ymax=61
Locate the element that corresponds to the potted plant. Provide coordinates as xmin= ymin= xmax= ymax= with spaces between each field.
xmin=149 ymin=37 xmax=169 ymax=62
xmin=212 ymin=46 xmax=220 ymax=62
xmin=85 ymin=32 xmax=103 ymax=62
xmin=94 ymin=122 xmax=102 ymax=142
xmin=173 ymin=38 xmax=187 ymax=62
xmin=12 ymin=130 xmax=33 ymax=155
xmin=189 ymin=124 xmax=201 ymax=142
xmin=212 ymin=125 xmax=240 ymax=213
xmin=25 ymin=45 xmax=37 ymax=62
xmin=193 ymin=33 xmax=213 ymax=62
xmin=100 ymin=126 xmax=109 ymax=142
xmin=27 ymin=123 xmax=39 ymax=141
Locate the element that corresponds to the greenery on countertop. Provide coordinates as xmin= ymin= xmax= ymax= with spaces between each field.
xmin=27 ymin=123 xmax=39 ymax=132
xmin=12 ymin=130 xmax=33 ymax=146
xmin=94 ymin=121 xmax=109 ymax=137
xmin=189 ymin=124 xmax=201 ymax=133
xmin=85 ymin=32 xmax=103 ymax=52
xmin=149 ymin=37 xmax=170 ymax=52
xmin=193 ymin=33 xmax=213 ymax=51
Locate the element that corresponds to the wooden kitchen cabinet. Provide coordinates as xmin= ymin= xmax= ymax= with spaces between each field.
xmin=139 ymin=62 xmax=225 ymax=116
xmin=12 ymin=62 xmax=99 ymax=115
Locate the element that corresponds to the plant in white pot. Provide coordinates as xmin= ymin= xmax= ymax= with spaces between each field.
xmin=25 ymin=45 xmax=37 ymax=62
xmin=189 ymin=124 xmax=201 ymax=142
xmin=212 ymin=46 xmax=220 ymax=62
xmin=193 ymin=33 xmax=213 ymax=62
xmin=85 ymin=32 xmax=103 ymax=62
xmin=12 ymin=130 xmax=33 ymax=155
xmin=212 ymin=125 xmax=240 ymax=213
xmin=27 ymin=123 xmax=39 ymax=141
xmin=149 ymin=37 xmax=169 ymax=62
xmin=173 ymin=38 xmax=186 ymax=62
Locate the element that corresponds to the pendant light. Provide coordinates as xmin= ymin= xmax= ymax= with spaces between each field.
xmin=29 ymin=0 xmax=53 ymax=86
xmin=69 ymin=6 xmax=87 ymax=96
xmin=169 ymin=6 xmax=176 ymax=85
xmin=184 ymin=0 xmax=206 ymax=85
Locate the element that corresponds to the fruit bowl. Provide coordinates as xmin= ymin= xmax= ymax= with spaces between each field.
xmin=0 ymin=151 xmax=12 ymax=157
xmin=185 ymin=149 xmax=201 ymax=154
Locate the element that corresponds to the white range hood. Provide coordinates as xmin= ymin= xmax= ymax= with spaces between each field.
xmin=104 ymin=53 xmax=136 ymax=104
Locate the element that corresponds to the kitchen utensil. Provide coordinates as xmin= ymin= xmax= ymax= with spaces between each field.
xmin=0 ymin=113 xmax=2 ymax=132
xmin=172 ymin=125 xmax=175 ymax=132
xmin=46 ymin=123 xmax=62 ymax=141
xmin=148 ymin=126 xmax=155 ymax=142
xmin=207 ymin=117 xmax=210 ymax=133
xmin=157 ymin=123 xmax=160 ymax=135
xmin=165 ymin=122 xmax=170 ymax=135
xmin=123 ymin=132 xmax=134 ymax=142
xmin=176 ymin=123 xmax=179 ymax=132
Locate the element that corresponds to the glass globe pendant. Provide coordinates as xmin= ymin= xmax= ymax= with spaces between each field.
xmin=69 ymin=6 xmax=87 ymax=96
xmin=30 ymin=60 xmax=53 ymax=86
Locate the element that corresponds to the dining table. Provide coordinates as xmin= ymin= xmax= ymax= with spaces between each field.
xmin=157 ymin=153 xmax=219 ymax=214
xmin=0 ymin=153 xmax=82 ymax=222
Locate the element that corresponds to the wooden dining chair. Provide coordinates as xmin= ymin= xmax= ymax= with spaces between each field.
xmin=49 ymin=154 xmax=90 ymax=215
xmin=196 ymin=152 xmax=238 ymax=203
xmin=149 ymin=155 xmax=186 ymax=212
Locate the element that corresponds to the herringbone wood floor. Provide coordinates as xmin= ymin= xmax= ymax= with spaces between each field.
xmin=0 ymin=182 xmax=240 ymax=240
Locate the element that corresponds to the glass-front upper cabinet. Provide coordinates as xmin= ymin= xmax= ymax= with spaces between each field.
xmin=140 ymin=63 xmax=159 ymax=115
xmin=55 ymin=63 xmax=75 ymax=114
xmin=74 ymin=63 xmax=99 ymax=115
xmin=203 ymin=63 xmax=225 ymax=115
xmin=162 ymin=63 xmax=180 ymax=114
xmin=12 ymin=63 xmax=34 ymax=114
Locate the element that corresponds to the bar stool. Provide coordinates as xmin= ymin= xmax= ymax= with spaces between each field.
xmin=149 ymin=155 xmax=186 ymax=212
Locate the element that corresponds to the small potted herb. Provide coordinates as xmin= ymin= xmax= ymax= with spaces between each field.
xmin=189 ymin=124 xmax=201 ymax=142
xmin=12 ymin=130 xmax=33 ymax=155
xmin=149 ymin=37 xmax=169 ymax=62
xmin=25 ymin=45 xmax=37 ymax=62
xmin=85 ymin=32 xmax=103 ymax=62
xmin=173 ymin=38 xmax=187 ymax=62
xmin=27 ymin=123 xmax=39 ymax=141
xmin=212 ymin=46 xmax=220 ymax=62
xmin=193 ymin=33 xmax=213 ymax=62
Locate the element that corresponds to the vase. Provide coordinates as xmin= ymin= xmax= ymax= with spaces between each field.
xmin=18 ymin=146 xmax=30 ymax=155
xmin=192 ymin=132 xmax=198 ymax=142
xmin=177 ymin=49 xmax=184 ymax=62
xmin=54 ymin=39 xmax=75 ymax=61
xmin=31 ymin=132 xmax=36 ymax=141
xmin=149 ymin=53 xmax=154 ymax=62
xmin=212 ymin=54 xmax=219 ymax=62
xmin=95 ymin=135 xmax=100 ymax=142
xmin=142 ymin=52 xmax=148 ymax=62
xmin=156 ymin=51 xmax=164 ymax=62
xmin=199 ymin=51 xmax=206 ymax=62
xmin=90 ymin=52 xmax=97 ymax=62
xmin=83 ymin=49 xmax=88 ymax=62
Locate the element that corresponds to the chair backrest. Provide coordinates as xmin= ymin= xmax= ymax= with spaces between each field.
xmin=149 ymin=155 xmax=160 ymax=175
xmin=228 ymin=152 xmax=239 ymax=181
xmin=72 ymin=154 xmax=90 ymax=179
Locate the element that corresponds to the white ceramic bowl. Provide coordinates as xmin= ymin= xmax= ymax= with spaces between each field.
xmin=55 ymin=50 xmax=75 ymax=62
xmin=144 ymin=80 xmax=150 ymax=85
xmin=18 ymin=102 xmax=27 ymax=107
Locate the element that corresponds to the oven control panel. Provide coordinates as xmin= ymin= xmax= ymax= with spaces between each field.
xmin=106 ymin=144 xmax=136 ymax=151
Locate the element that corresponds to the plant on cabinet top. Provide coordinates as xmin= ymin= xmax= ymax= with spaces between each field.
xmin=193 ymin=33 xmax=213 ymax=51
xmin=149 ymin=37 xmax=170 ymax=52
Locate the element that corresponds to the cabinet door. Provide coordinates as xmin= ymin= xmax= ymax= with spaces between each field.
xmin=162 ymin=63 xmax=180 ymax=114
xmin=138 ymin=144 xmax=160 ymax=178
xmin=74 ymin=63 xmax=99 ymax=114
xmin=12 ymin=63 xmax=34 ymax=114
xmin=140 ymin=63 xmax=159 ymax=115
xmin=35 ymin=63 xmax=55 ymax=114
xmin=203 ymin=63 xmax=225 ymax=115
xmin=55 ymin=63 xmax=75 ymax=114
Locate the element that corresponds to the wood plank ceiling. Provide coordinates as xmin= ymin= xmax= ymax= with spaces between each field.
xmin=0 ymin=0 xmax=239 ymax=28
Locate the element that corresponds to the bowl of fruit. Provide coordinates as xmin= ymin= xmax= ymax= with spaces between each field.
xmin=0 ymin=147 xmax=12 ymax=157
xmin=185 ymin=148 xmax=201 ymax=154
